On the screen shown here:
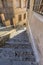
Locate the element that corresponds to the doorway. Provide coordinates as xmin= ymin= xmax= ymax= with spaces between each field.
xmin=0 ymin=16 xmax=3 ymax=26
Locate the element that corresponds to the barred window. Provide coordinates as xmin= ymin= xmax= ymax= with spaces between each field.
xmin=33 ymin=0 xmax=43 ymax=15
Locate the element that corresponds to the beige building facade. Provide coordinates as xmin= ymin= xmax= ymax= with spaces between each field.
xmin=13 ymin=0 xmax=27 ymax=26
xmin=0 ymin=0 xmax=27 ymax=27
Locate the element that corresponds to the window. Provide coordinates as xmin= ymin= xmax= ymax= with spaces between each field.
xmin=24 ymin=13 xmax=26 ymax=19
xmin=16 ymin=0 xmax=21 ymax=8
xmin=18 ymin=15 xmax=22 ymax=21
xmin=1 ymin=0 xmax=14 ymax=20
xmin=1 ymin=0 xmax=8 ymax=8
xmin=27 ymin=0 xmax=30 ymax=9
xmin=33 ymin=0 xmax=43 ymax=15
xmin=7 ymin=0 xmax=13 ymax=7
xmin=23 ymin=0 xmax=27 ymax=8
xmin=0 ymin=0 xmax=3 ymax=13
xmin=0 ymin=0 xmax=3 ymax=7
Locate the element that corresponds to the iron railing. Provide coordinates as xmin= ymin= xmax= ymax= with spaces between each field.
xmin=33 ymin=0 xmax=43 ymax=15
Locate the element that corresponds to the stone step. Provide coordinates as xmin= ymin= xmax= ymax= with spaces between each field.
xmin=6 ymin=40 xmax=29 ymax=44
xmin=0 ymin=30 xmax=37 ymax=65
xmin=0 ymin=59 xmax=37 ymax=65
xmin=4 ymin=43 xmax=32 ymax=49
xmin=12 ymin=61 xmax=37 ymax=65
xmin=6 ymin=36 xmax=29 ymax=43
xmin=6 ymin=41 xmax=29 ymax=45
xmin=0 ymin=48 xmax=35 ymax=62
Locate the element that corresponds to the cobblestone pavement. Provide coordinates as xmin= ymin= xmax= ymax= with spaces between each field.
xmin=0 ymin=30 xmax=37 ymax=65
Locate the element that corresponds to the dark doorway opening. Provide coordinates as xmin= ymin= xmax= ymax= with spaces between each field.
xmin=10 ymin=18 xmax=14 ymax=28
xmin=0 ymin=16 xmax=3 ymax=26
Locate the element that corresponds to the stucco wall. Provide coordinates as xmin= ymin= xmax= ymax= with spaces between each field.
xmin=29 ymin=12 xmax=43 ymax=65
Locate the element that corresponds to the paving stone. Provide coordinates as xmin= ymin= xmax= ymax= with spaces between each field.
xmin=0 ymin=59 xmax=11 ymax=65
xmin=0 ymin=31 xmax=37 ymax=65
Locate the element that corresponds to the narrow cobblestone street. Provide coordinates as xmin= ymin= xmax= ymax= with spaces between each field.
xmin=0 ymin=29 xmax=37 ymax=65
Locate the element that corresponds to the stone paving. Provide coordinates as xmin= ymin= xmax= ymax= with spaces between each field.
xmin=0 ymin=30 xmax=37 ymax=65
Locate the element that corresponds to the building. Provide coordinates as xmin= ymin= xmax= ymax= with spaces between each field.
xmin=0 ymin=0 xmax=27 ymax=27
xmin=33 ymin=0 xmax=43 ymax=13
xmin=13 ymin=0 xmax=27 ymax=26
xmin=39 ymin=0 xmax=43 ymax=13
xmin=27 ymin=0 xmax=43 ymax=65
